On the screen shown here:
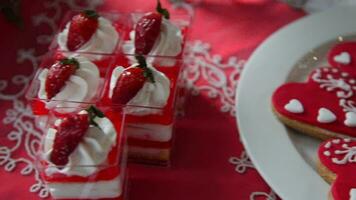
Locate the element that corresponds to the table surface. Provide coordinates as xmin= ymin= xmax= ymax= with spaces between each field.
xmin=0 ymin=0 xmax=304 ymax=199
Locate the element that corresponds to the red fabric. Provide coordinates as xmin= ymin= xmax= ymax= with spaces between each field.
xmin=0 ymin=0 xmax=305 ymax=200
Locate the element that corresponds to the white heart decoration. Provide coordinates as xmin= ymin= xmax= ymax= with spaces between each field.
xmin=344 ymin=112 xmax=356 ymax=127
xmin=284 ymin=99 xmax=304 ymax=113
xmin=317 ymin=108 xmax=336 ymax=123
xmin=334 ymin=52 xmax=351 ymax=64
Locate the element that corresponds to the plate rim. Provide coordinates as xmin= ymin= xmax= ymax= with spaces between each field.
xmin=236 ymin=5 xmax=356 ymax=200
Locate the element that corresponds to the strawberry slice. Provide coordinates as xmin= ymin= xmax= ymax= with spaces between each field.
xmin=134 ymin=1 xmax=170 ymax=54
xmin=134 ymin=12 xmax=162 ymax=55
xmin=45 ymin=58 xmax=79 ymax=99
xmin=112 ymin=67 xmax=146 ymax=104
xmin=67 ymin=10 xmax=99 ymax=51
xmin=50 ymin=106 xmax=104 ymax=166
xmin=50 ymin=112 xmax=89 ymax=166
xmin=112 ymin=56 xmax=154 ymax=104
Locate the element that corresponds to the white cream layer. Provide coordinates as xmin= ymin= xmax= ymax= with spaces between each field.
xmin=109 ymin=64 xmax=170 ymax=116
xmin=44 ymin=115 xmax=117 ymax=177
xmin=122 ymin=18 xmax=183 ymax=66
xmin=126 ymin=123 xmax=173 ymax=142
xmin=38 ymin=56 xmax=100 ymax=111
xmin=58 ymin=17 xmax=119 ymax=61
xmin=48 ymin=175 xmax=122 ymax=199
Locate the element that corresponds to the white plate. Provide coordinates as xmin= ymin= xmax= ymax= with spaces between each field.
xmin=236 ymin=5 xmax=356 ymax=200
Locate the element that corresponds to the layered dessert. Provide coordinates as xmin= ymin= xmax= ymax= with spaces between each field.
xmin=39 ymin=106 xmax=126 ymax=199
xmin=28 ymin=56 xmax=105 ymax=115
xmin=55 ymin=10 xmax=120 ymax=61
xmin=27 ymin=6 xmax=189 ymax=169
xmin=122 ymin=1 xmax=185 ymax=66
xmin=104 ymin=56 xmax=181 ymax=164
xmin=24 ymin=6 xmax=191 ymax=200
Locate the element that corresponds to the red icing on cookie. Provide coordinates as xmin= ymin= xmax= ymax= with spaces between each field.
xmin=328 ymin=42 xmax=356 ymax=68
xmin=272 ymin=42 xmax=356 ymax=138
xmin=318 ymin=138 xmax=356 ymax=200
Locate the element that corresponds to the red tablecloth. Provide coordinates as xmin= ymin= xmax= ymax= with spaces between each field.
xmin=0 ymin=0 xmax=304 ymax=199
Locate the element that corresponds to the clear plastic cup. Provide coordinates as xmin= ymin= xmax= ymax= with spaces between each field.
xmin=26 ymin=51 xmax=115 ymax=115
xmin=26 ymin=10 xmax=192 ymax=167
xmin=104 ymin=55 xmax=185 ymax=165
xmin=120 ymin=12 xmax=192 ymax=66
xmin=49 ymin=11 xmax=129 ymax=57
xmin=35 ymin=105 xmax=127 ymax=200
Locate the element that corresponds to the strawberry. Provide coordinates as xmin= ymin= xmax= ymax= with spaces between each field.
xmin=50 ymin=112 xmax=89 ymax=166
xmin=50 ymin=106 xmax=104 ymax=166
xmin=45 ymin=58 xmax=79 ymax=99
xmin=112 ymin=67 xmax=146 ymax=104
xmin=134 ymin=13 xmax=162 ymax=55
xmin=112 ymin=56 xmax=155 ymax=104
xmin=67 ymin=10 xmax=99 ymax=51
xmin=134 ymin=1 xmax=170 ymax=54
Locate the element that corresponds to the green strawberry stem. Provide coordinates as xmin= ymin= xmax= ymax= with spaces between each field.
xmin=86 ymin=105 xmax=104 ymax=127
xmin=60 ymin=58 xmax=79 ymax=69
xmin=135 ymin=55 xmax=155 ymax=83
xmin=135 ymin=55 xmax=147 ymax=68
xmin=156 ymin=0 xmax=170 ymax=19
xmin=83 ymin=10 xmax=99 ymax=19
xmin=143 ymin=69 xmax=155 ymax=83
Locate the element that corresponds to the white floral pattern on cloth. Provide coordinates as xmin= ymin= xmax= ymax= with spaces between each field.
xmin=183 ymin=40 xmax=245 ymax=116
xmin=229 ymin=151 xmax=255 ymax=174
xmin=250 ymin=190 xmax=277 ymax=200
xmin=1 ymin=99 xmax=48 ymax=197
xmin=229 ymin=151 xmax=278 ymax=199
xmin=0 ymin=0 xmax=103 ymax=198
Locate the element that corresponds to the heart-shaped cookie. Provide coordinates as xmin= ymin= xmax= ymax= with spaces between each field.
xmin=318 ymin=138 xmax=356 ymax=200
xmin=272 ymin=42 xmax=356 ymax=139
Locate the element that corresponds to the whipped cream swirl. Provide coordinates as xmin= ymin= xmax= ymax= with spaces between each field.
xmin=123 ymin=18 xmax=183 ymax=66
xmin=109 ymin=64 xmax=170 ymax=115
xmin=58 ymin=17 xmax=119 ymax=61
xmin=38 ymin=56 xmax=100 ymax=111
xmin=44 ymin=115 xmax=117 ymax=177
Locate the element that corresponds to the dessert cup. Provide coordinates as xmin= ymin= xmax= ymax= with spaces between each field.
xmin=26 ymin=9 xmax=191 ymax=167
xmin=102 ymin=55 xmax=185 ymax=165
xmin=35 ymin=105 xmax=127 ymax=200
xmin=49 ymin=11 xmax=130 ymax=62
xmin=121 ymin=12 xmax=191 ymax=67
xmin=26 ymin=51 xmax=114 ymax=116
